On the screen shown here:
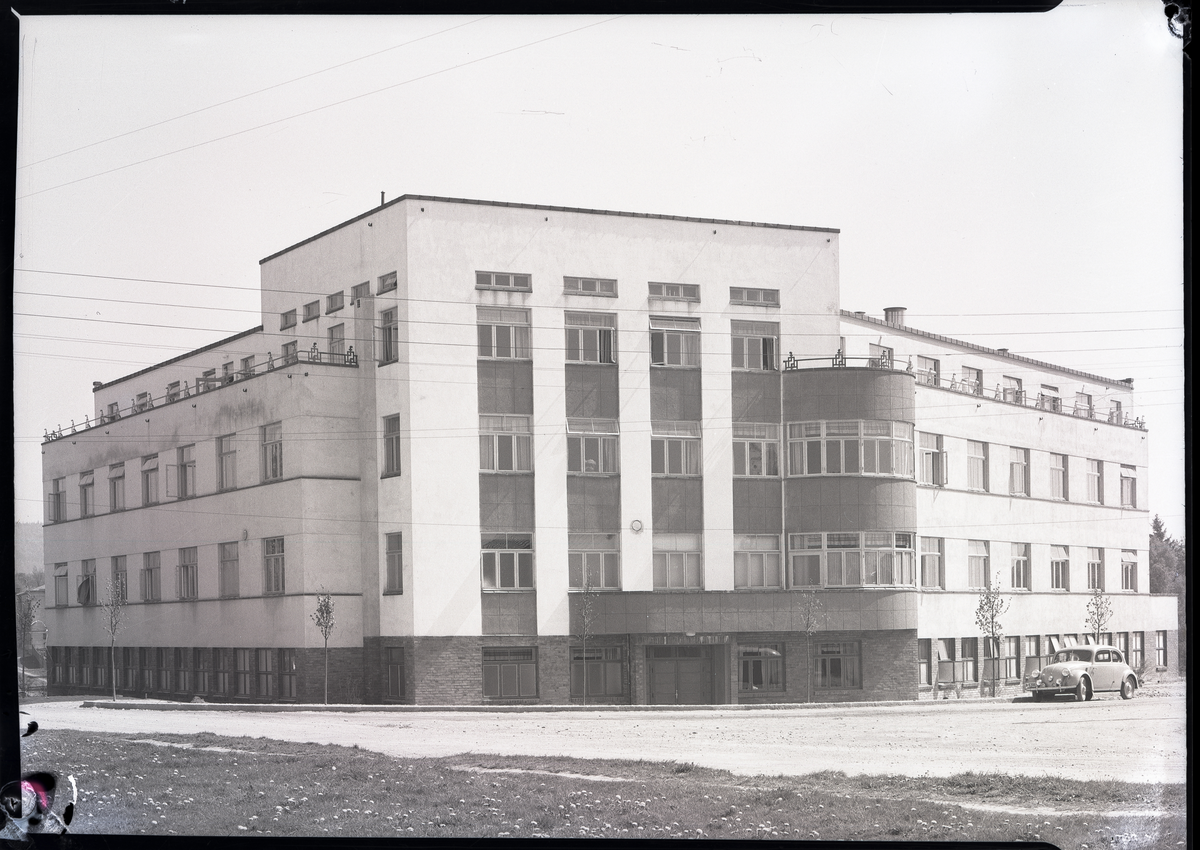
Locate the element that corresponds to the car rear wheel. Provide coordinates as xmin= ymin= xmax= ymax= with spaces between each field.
xmin=1075 ymin=678 xmax=1091 ymax=702
xmin=1120 ymin=677 xmax=1136 ymax=700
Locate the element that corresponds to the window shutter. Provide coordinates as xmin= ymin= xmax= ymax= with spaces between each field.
xmin=935 ymin=451 xmax=948 ymax=486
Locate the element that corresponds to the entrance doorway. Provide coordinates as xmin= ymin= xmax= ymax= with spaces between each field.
xmin=647 ymin=645 xmax=713 ymax=705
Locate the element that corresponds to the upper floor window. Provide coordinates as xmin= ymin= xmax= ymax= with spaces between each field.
xmin=141 ymin=551 xmax=162 ymax=602
xmin=1011 ymin=542 xmax=1031 ymax=590
xmin=652 ymin=532 xmax=703 ymax=590
xmin=141 ymin=456 xmax=160 ymax=505
xmin=481 ymin=533 xmax=534 ymax=589
xmin=326 ymin=291 xmax=344 ymax=314
xmin=53 ymin=563 xmax=68 ymax=607
xmin=282 ymin=342 xmax=298 ymax=365
xmin=565 ymin=312 xmax=616 ymax=364
xmin=79 ymin=471 xmax=94 ymax=518
xmin=378 ymin=271 xmax=397 ymax=294
xmin=1050 ymin=453 xmax=1069 ymax=500
xmin=916 ymin=356 xmax=940 ymax=387
xmin=352 ymin=281 xmax=371 ymax=301
xmin=1121 ymin=551 xmax=1137 ymax=591
xmin=177 ymin=547 xmax=198 ymax=600
xmin=280 ymin=309 xmax=297 ymax=330
xmin=651 ymin=421 xmax=701 ymax=475
xmin=477 ymin=307 xmax=531 ymax=359
xmin=1086 ymin=459 xmax=1104 ymax=504
xmin=1050 ymin=545 xmax=1070 ymax=590
xmin=380 ymin=309 xmax=399 ymax=363
xmin=166 ymin=382 xmax=181 ymax=403
xmin=568 ymin=533 xmax=620 ymax=590
xmin=961 ymin=366 xmax=983 ymax=396
xmin=786 ymin=420 xmax=915 ymax=478
xmin=648 ymin=281 xmax=699 ymax=302
xmin=135 ymin=391 xmax=153 ymax=412
xmin=1109 ymin=399 xmax=1124 ymax=425
xmin=109 ymin=463 xmax=125 ymax=512
xmin=264 ymin=537 xmax=286 ymax=594
xmin=1087 ymin=547 xmax=1104 ymax=590
xmin=328 ymin=324 xmax=345 ymax=356
xmin=790 ymin=532 xmax=916 ymax=588
xmin=918 ymin=433 xmax=946 ymax=486
xmin=920 ymin=537 xmax=944 ymax=589
xmin=1008 ymin=447 xmax=1029 ymax=496
xmin=567 ymin=419 xmax=619 ymax=473
xmin=1038 ymin=384 xmax=1062 ymax=412
xmin=111 ymin=555 xmax=127 ymax=602
xmin=78 ymin=559 xmax=97 ymax=606
xmin=218 ymin=435 xmax=237 ymax=491
xmin=731 ymin=321 xmax=778 ymax=371
xmin=303 ymin=301 xmax=320 ymax=322
xmin=734 ymin=534 xmax=781 ymax=589
xmin=1074 ymin=392 xmax=1093 ymax=417
xmin=728 ymin=286 xmax=779 ymax=306
xmin=383 ymin=415 xmax=402 ymax=476
xmin=649 ymin=315 xmax=701 ymax=367
xmin=476 ymin=271 xmax=531 ymax=292
xmin=175 ymin=445 xmax=196 ymax=498
xmin=240 ymin=356 xmax=255 ymax=378
xmin=564 ymin=276 xmax=617 ymax=296
xmin=733 ymin=423 xmax=779 ymax=476
xmin=1001 ymin=375 xmax=1023 ymax=404
xmin=868 ymin=343 xmax=893 ymax=369
xmin=262 ymin=422 xmax=284 ymax=482
xmin=1120 ymin=465 xmax=1137 ymax=508
xmin=479 ymin=415 xmax=532 ymax=472
xmin=219 ymin=542 xmax=239 ymax=598
xmin=967 ymin=441 xmax=989 ymax=491
xmin=385 ymin=532 xmax=403 ymax=593
xmin=47 ymin=477 xmax=66 ymax=523
xmin=967 ymin=540 xmax=990 ymax=589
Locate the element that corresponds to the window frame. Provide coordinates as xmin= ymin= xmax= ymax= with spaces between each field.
xmin=1120 ymin=551 xmax=1137 ymax=591
xmin=786 ymin=420 xmax=915 ymax=479
xmin=141 ymin=551 xmax=162 ymax=602
xmin=352 ymin=281 xmax=371 ymax=302
xmin=564 ymin=276 xmax=617 ymax=297
xmin=262 ymin=422 xmax=284 ymax=482
xmin=814 ymin=641 xmax=862 ymax=690
xmin=568 ymin=533 xmax=621 ymax=590
xmin=1120 ymin=465 xmax=1137 ymax=508
xmin=571 ymin=645 xmax=625 ymax=697
xmin=177 ymin=546 xmax=199 ymax=600
xmin=967 ymin=540 xmax=989 ymax=589
xmin=565 ymin=311 xmax=617 ymax=364
xmin=728 ymin=286 xmax=780 ymax=307
xmin=733 ymin=535 xmax=782 ymax=590
xmin=482 ymin=647 xmax=538 ymax=698
xmin=479 ymin=415 xmax=533 ymax=473
xmin=1086 ymin=459 xmax=1104 ymax=504
xmin=1086 ymin=547 xmax=1104 ymax=590
xmin=733 ymin=423 xmax=780 ymax=477
xmin=967 ymin=440 xmax=989 ymax=491
xmin=385 ymin=532 xmax=403 ymax=593
xmin=326 ymin=291 xmax=345 ymax=314
xmin=650 ymin=422 xmax=702 ymax=476
xmin=920 ymin=537 xmax=944 ymax=589
xmin=567 ymin=433 xmax=620 ymax=474
xmin=730 ymin=321 xmax=779 ymax=371
xmin=263 ymin=537 xmax=286 ymax=595
xmin=476 ymin=271 xmax=531 ymax=292
xmin=648 ymin=281 xmax=700 ymax=302
xmin=280 ymin=309 xmax=297 ymax=330
xmin=1010 ymin=542 xmax=1031 ymax=590
xmin=1008 ymin=447 xmax=1029 ymax=496
xmin=109 ymin=463 xmax=126 ymax=512
xmin=916 ymin=356 xmax=940 ymax=387
xmin=652 ymin=533 xmax=703 ymax=590
xmin=78 ymin=471 xmax=94 ymax=518
xmin=481 ymin=533 xmax=535 ymax=590
xmin=918 ymin=432 xmax=947 ymax=486
xmin=1050 ymin=545 xmax=1070 ymax=591
xmin=739 ymin=644 xmax=784 ymax=692
xmin=377 ymin=271 xmax=397 ymax=294
xmin=177 ymin=444 xmax=196 ymax=499
xmin=141 ymin=455 xmax=160 ymax=506
xmin=78 ymin=559 xmax=97 ymax=606
xmin=219 ymin=541 xmax=240 ymax=598
xmin=218 ymin=434 xmax=237 ymax=491
xmin=111 ymin=555 xmax=127 ymax=603
xmin=328 ymin=323 xmax=345 ymax=356
xmin=302 ymin=300 xmax=320 ymax=323
xmin=1050 ymin=453 xmax=1069 ymax=501
xmin=380 ymin=308 xmax=399 ymax=364
xmin=477 ymin=307 xmax=532 ymax=360
xmin=383 ymin=415 xmax=402 ymax=477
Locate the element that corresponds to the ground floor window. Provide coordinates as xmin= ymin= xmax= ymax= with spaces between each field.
xmin=175 ymin=648 xmax=192 ymax=693
xmin=917 ymin=638 xmax=932 ymax=686
xmin=256 ymin=649 xmax=275 ymax=697
xmin=386 ymin=647 xmax=405 ymax=699
xmin=815 ymin=641 xmax=861 ymax=689
xmin=482 ymin=647 xmax=537 ymax=698
xmin=216 ymin=650 xmax=232 ymax=695
xmin=139 ymin=648 xmax=153 ymax=691
xmin=157 ymin=648 xmax=171 ymax=692
xmin=1155 ymin=631 xmax=1167 ymax=667
xmin=235 ymin=649 xmax=253 ymax=696
xmin=280 ymin=649 xmax=298 ymax=699
xmin=571 ymin=646 xmax=624 ymax=697
xmin=985 ymin=637 xmax=1020 ymax=679
xmin=92 ymin=647 xmax=108 ymax=687
xmin=1130 ymin=632 xmax=1144 ymax=668
xmin=195 ymin=648 xmax=211 ymax=693
xmin=739 ymin=644 xmax=784 ymax=692
xmin=961 ymin=637 xmax=978 ymax=682
xmin=122 ymin=648 xmax=136 ymax=690
xmin=50 ymin=647 xmax=63 ymax=685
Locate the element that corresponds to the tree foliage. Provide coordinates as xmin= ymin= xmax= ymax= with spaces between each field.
xmin=975 ymin=572 xmax=1009 ymax=696
xmin=311 ymin=592 xmax=336 ymax=704
xmin=1085 ymin=586 xmax=1113 ymax=644
xmin=796 ymin=590 xmax=825 ymax=703
xmin=1149 ymin=515 xmax=1186 ymax=672
xmin=100 ymin=577 xmax=127 ymax=701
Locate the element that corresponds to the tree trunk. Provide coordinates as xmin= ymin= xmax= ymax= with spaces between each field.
xmin=111 ymin=638 xmax=118 ymax=701
xmin=324 ymin=640 xmax=329 ymax=705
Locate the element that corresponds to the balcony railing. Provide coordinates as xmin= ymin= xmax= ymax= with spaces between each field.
xmin=43 ymin=345 xmax=359 ymax=443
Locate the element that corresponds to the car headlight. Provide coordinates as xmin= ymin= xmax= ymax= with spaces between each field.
xmin=1030 ymin=669 xmax=1041 ymax=679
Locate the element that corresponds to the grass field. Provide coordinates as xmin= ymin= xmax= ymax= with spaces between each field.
xmin=17 ymin=728 xmax=1185 ymax=846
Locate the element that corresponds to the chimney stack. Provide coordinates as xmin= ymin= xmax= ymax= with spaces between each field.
xmin=884 ymin=306 xmax=906 ymax=326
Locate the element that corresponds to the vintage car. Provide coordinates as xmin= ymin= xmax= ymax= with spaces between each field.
xmin=1024 ymin=645 xmax=1138 ymax=701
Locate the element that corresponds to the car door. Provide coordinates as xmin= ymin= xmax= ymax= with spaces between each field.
xmin=1091 ymin=650 xmax=1117 ymax=691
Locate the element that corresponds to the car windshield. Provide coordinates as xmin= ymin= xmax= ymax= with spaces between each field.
xmin=1053 ymin=649 xmax=1093 ymax=663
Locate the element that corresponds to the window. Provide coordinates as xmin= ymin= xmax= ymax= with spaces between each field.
xmin=567 ymin=420 xmax=619 ymax=473
xmin=815 ymin=642 xmax=861 ymax=689
xmin=997 ymin=637 xmax=1020 ymax=679
xmin=731 ymin=321 xmax=778 ymax=371
xmin=256 ymin=649 xmax=275 ymax=697
xmin=1087 ymin=548 xmax=1104 ymax=590
xmin=1113 ymin=632 xmax=1128 ymax=657
xmin=968 ymin=540 xmax=989 ymax=589
xmin=961 ymin=637 xmax=978 ymax=682
xmin=917 ymin=639 xmax=933 ymax=686
xmin=729 ymin=286 xmax=779 ymax=306
xmin=219 ymin=542 xmax=239 ymax=598
xmin=262 ymin=422 xmax=283 ymax=481
xmin=280 ymin=309 xmax=297 ymax=330
xmin=328 ymin=323 xmax=345 ymax=356
xmin=1008 ymin=447 xmax=1029 ymax=496
xmin=565 ymin=311 xmax=617 ymax=364
xmin=920 ymin=537 xmax=944 ymax=589
xmin=1011 ymin=543 xmax=1030 ymax=590
xmin=111 ymin=555 xmax=127 ymax=603
xmin=571 ymin=646 xmax=624 ymax=697
xmin=77 ymin=471 xmax=94 ymax=518
xmin=326 ymin=291 xmax=344 ymax=314
xmin=166 ymin=381 xmax=181 ymax=403
xmin=177 ymin=445 xmax=196 ymax=498
xmin=1120 ymin=465 xmax=1137 ymax=508
xmin=385 ymin=647 xmax=404 ymax=699
xmin=1038 ymin=385 xmax=1062 ymax=412
xmin=786 ymin=420 xmax=915 ymax=479
xmin=564 ymin=276 xmax=617 ymax=296
xmin=966 ymin=441 xmax=988 ymax=491
xmin=263 ymin=537 xmax=285 ymax=594
xmin=109 ymin=463 xmax=125 ymax=512
xmin=282 ymin=341 xmax=298 ymax=365
xmin=479 ymin=415 xmax=533 ymax=472
xmin=918 ymin=433 xmax=946 ymax=486
xmin=568 ymin=533 xmax=621 ymax=589
xmin=173 ymin=648 xmax=190 ymax=693
xmin=1130 ymin=632 xmax=1144 ymax=668
xmin=916 ymin=356 xmax=940 ymax=387
xmin=649 ymin=316 xmax=701 ymax=366
xmin=135 ymin=391 xmax=153 ymax=411
xmin=477 ymin=307 xmax=531 ymax=359
xmin=241 ymin=356 xmax=256 ymax=378
xmin=178 ymin=547 xmax=198 ymax=600
xmin=378 ymin=271 xmax=397 ymax=294
xmin=48 ymin=477 xmax=66 ymax=522
xmin=734 ymin=535 xmax=781 ymax=589
xmin=739 ymin=644 xmax=784 ymax=692
xmin=868 ymin=343 xmax=893 ymax=369
xmin=651 ymin=421 xmax=702 ymax=475
xmin=78 ymin=559 xmax=96 ymax=606
xmin=1155 ymin=631 xmax=1167 ymax=667
xmin=652 ymin=533 xmax=703 ymax=589
xmin=1024 ymin=635 xmax=1041 ymax=663
xmin=352 ymin=281 xmax=371 ymax=302
xmin=141 ymin=551 xmax=162 ymax=602
xmin=1050 ymin=453 xmax=1068 ymax=500
xmin=1050 ymin=545 xmax=1070 ymax=590
xmin=235 ymin=649 xmax=253 ymax=696
xmin=482 ymin=647 xmax=537 ymax=697
xmin=1001 ymin=375 xmax=1023 ymax=404
xmin=383 ymin=415 xmax=402 ymax=476
xmin=141 ymin=455 xmax=159 ymax=505
xmin=962 ymin=366 xmax=983 ymax=396
xmin=1086 ymin=459 xmax=1103 ymax=504
xmin=1074 ymin=392 xmax=1093 ymax=417
xmin=733 ymin=423 xmax=779 ymax=476
xmin=476 ymin=271 xmax=531 ymax=291
xmin=648 ymin=281 xmax=699 ymax=301
xmin=157 ymin=648 xmax=171 ymax=691
xmin=215 ymin=650 xmax=232 ymax=695
xmin=789 ymin=532 xmax=915 ymax=588
xmin=193 ymin=648 xmax=211 ymax=694
xmin=1121 ymin=551 xmax=1137 ymax=591
xmin=280 ymin=649 xmax=297 ymax=699
xmin=218 ymin=435 xmax=237 ymax=490
xmin=481 ymin=533 xmax=534 ymax=589
xmin=302 ymin=301 xmax=320 ymax=322
xmin=380 ymin=308 xmax=399 ymax=363
xmin=385 ymin=533 xmax=403 ymax=593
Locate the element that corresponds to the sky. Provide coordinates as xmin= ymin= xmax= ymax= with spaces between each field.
xmin=12 ymin=5 xmax=1185 ymax=534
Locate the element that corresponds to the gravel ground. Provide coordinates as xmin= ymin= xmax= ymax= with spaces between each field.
xmin=23 ymin=684 xmax=1186 ymax=785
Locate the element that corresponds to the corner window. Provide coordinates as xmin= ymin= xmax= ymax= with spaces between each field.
xmin=303 ymin=301 xmax=320 ymax=322
xmin=477 ymin=307 xmax=531 ymax=359
xmin=731 ymin=321 xmax=778 ymax=371
xmin=383 ymin=415 xmax=402 ymax=476
xmin=1011 ymin=542 xmax=1030 ymax=590
xmin=378 ymin=271 xmax=397 ymax=294
xmin=729 ymin=286 xmax=779 ymax=306
xmin=482 ymin=647 xmax=537 ymax=698
xmin=568 ymin=533 xmax=620 ymax=590
xmin=481 ymin=533 xmax=534 ymax=589
xmin=734 ymin=535 xmax=781 ymax=589
xmin=1008 ymin=447 xmax=1029 ymax=496
xmin=480 ymin=415 xmax=532 ymax=472
xmin=280 ymin=310 xmax=297 ymax=330
xmin=476 ymin=271 xmax=531 ymax=292
xmin=790 ymin=532 xmax=915 ymax=588
xmin=920 ymin=537 xmax=944 ymax=589
xmin=326 ymin=291 xmax=344 ymax=314
xmin=571 ymin=646 xmax=624 ymax=697
xmin=652 ymin=533 xmax=703 ymax=589
xmin=733 ymin=423 xmax=779 ymax=477
xmin=263 ymin=537 xmax=285 ymax=595
xmin=815 ymin=642 xmax=861 ymax=690
xmin=648 ymin=281 xmax=699 ymax=302
xmin=651 ymin=421 xmax=701 ymax=475
xmin=564 ymin=276 xmax=617 ymax=296
xmin=649 ymin=316 xmax=701 ymax=367
xmin=565 ymin=312 xmax=617 ymax=364
xmin=1120 ymin=466 xmax=1137 ymax=508
xmin=262 ymin=423 xmax=284 ymax=482
xmin=739 ymin=644 xmax=784 ymax=692
xmin=786 ymin=420 xmax=915 ymax=479
xmin=1050 ymin=545 xmax=1070 ymax=590
xmin=385 ymin=532 xmax=403 ymax=593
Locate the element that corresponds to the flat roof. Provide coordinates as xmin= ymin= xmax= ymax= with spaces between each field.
xmin=94 ymin=326 xmax=264 ymax=392
xmin=260 ymin=194 xmax=840 ymax=264
xmin=841 ymin=310 xmax=1133 ymax=389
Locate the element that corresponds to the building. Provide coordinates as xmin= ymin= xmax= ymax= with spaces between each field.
xmin=40 ymin=195 xmax=1178 ymax=705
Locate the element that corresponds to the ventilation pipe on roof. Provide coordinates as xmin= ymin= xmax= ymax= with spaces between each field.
xmin=853 ymin=311 xmax=866 ymax=319
xmin=884 ymin=307 xmax=906 ymax=326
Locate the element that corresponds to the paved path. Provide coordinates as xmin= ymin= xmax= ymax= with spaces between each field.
xmin=24 ymin=693 xmax=1186 ymax=784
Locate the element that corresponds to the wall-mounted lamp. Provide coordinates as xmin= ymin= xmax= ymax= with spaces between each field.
xmin=630 ymin=519 xmax=644 ymax=533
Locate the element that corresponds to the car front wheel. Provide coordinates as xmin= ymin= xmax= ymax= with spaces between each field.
xmin=1075 ymin=678 xmax=1091 ymax=702
xmin=1120 ymin=677 xmax=1136 ymax=700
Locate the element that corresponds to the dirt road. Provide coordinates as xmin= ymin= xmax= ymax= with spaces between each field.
xmin=24 ymin=692 xmax=1186 ymax=784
